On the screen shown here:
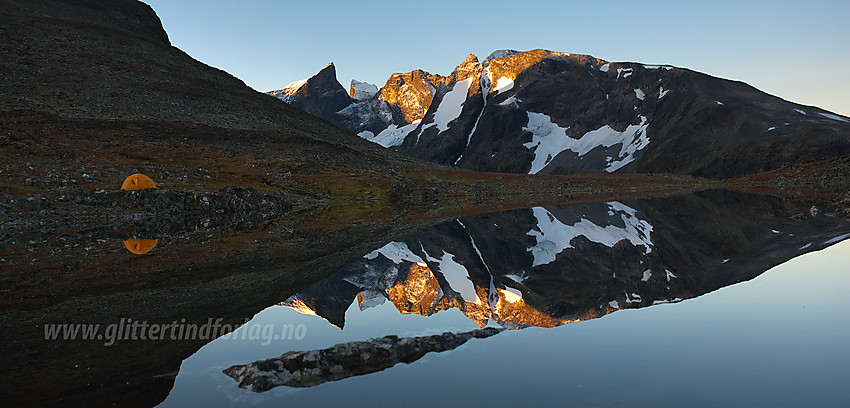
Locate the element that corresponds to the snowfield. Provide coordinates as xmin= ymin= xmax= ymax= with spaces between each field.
xmin=526 ymin=203 xmax=654 ymax=266
xmin=522 ymin=112 xmax=650 ymax=174
xmin=358 ymin=120 xmax=422 ymax=148
xmin=433 ymin=78 xmax=473 ymax=133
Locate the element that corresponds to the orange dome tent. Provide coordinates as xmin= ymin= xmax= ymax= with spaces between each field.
xmin=121 ymin=173 xmax=157 ymax=191
xmin=123 ymin=239 xmax=159 ymax=255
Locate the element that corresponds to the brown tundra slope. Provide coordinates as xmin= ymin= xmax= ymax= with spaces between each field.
xmin=0 ymin=1 xmax=848 ymax=407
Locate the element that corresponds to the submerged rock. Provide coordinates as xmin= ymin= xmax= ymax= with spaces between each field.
xmin=223 ymin=327 xmax=503 ymax=391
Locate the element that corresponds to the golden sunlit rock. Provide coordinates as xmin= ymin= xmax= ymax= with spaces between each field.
xmin=120 ymin=173 xmax=157 ymax=191
xmin=385 ymin=263 xmax=442 ymax=316
xmin=122 ymin=239 xmax=159 ymax=255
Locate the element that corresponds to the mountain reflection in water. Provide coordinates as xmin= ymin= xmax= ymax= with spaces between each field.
xmin=5 ymin=189 xmax=847 ymax=407
xmin=199 ymin=192 xmax=850 ymax=399
xmin=277 ymin=195 xmax=844 ymax=331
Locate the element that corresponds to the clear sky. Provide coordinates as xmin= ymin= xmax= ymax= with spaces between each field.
xmin=144 ymin=0 xmax=850 ymax=116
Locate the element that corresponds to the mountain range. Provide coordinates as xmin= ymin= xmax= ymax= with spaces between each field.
xmin=272 ymin=50 xmax=850 ymax=178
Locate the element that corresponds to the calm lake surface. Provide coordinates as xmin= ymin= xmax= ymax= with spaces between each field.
xmin=158 ymin=195 xmax=850 ymax=407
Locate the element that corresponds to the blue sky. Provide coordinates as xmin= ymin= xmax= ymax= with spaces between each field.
xmin=144 ymin=0 xmax=849 ymax=115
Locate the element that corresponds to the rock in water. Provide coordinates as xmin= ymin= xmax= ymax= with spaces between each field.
xmin=223 ymin=327 xmax=503 ymax=391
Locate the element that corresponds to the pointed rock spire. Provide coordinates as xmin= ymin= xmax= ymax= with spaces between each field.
xmin=453 ymin=53 xmax=482 ymax=81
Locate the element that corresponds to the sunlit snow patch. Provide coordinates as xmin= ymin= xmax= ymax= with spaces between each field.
xmin=269 ymin=78 xmax=308 ymax=103
xmin=526 ymin=203 xmax=654 ymax=267
xmin=634 ymin=88 xmax=645 ymax=100
xmin=492 ymin=77 xmax=514 ymax=94
xmin=523 ymin=112 xmax=650 ymax=174
xmin=658 ymin=86 xmax=669 ymax=99
xmin=499 ymin=287 xmax=523 ymax=303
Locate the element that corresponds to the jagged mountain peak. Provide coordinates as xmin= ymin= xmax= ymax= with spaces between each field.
xmin=378 ymin=69 xmax=445 ymax=124
xmin=299 ymin=61 xmax=340 ymax=86
xmin=349 ymin=79 xmax=379 ymax=100
xmin=458 ymin=53 xmax=480 ymax=67
xmin=452 ymin=53 xmax=482 ymax=81
xmin=267 ymin=60 xmax=351 ymax=118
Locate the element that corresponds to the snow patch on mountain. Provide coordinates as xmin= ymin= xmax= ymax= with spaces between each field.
xmin=825 ymin=232 xmax=850 ymax=244
xmin=269 ymin=78 xmax=308 ymax=103
xmin=499 ymin=287 xmax=523 ymax=303
xmin=493 ymin=77 xmax=514 ymax=94
xmin=634 ymin=88 xmax=645 ymax=100
xmin=357 ymin=120 xmax=422 ymax=148
xmin=365 ymin=241 xmax=425 ymax=264
xmin=523 ymin=113 xmax=650 ymax=174
xmin=357 ymin=290 xmax=386 ymax=310
xmin=455 ymin=71 xmax=493 ymax=164
xmin=457 ymin=220 xmax=491 ymax=274
xmin=434 ymin=251 xmax=482 ymax=305
xmin=617 ymin=68 xmax=633 ymax=79
xmin=600 ymin=64 xmax=610 ymax=73
xmin=795 ymin=109 xmax=807 ymax=115
xmin=505 ymin=273 xmax=527 ymax=283
xmin=433 ymin=78 xmax=473 ymax=133
xmin=498 ymin=96 xmax=521 ymax=107
xmin=658 ymin=86 xmax=669 ymax=99
xmin=526 ymin=203 xmax=654 ymax=266
xmin=350 ymin=79 xmax=378 ymax=100
xmin=819 ymin=112 xmax=849 ymax=122
xmin=483 ymin=49 xmax=522 ymax=66
xmin=283 ymin=297 xmax=320 ymax=317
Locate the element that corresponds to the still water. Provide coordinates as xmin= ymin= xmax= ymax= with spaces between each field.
xmin=159 ymin=195 xmax=850 ymax=407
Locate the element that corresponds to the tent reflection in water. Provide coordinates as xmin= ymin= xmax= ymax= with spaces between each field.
xmin=123 ymin=239 xmax=159 ymax=255
xmin=120 ymin=173 xmax=157 ymax=191
xmin=120 ymin=173 xmax=159 ymax=254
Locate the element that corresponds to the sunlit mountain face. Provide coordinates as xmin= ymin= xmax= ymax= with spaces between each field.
xmin=272 ymin=49 xmax=850 ymax=178
xmin=280 ymin=191 xmax=850 ymax=331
